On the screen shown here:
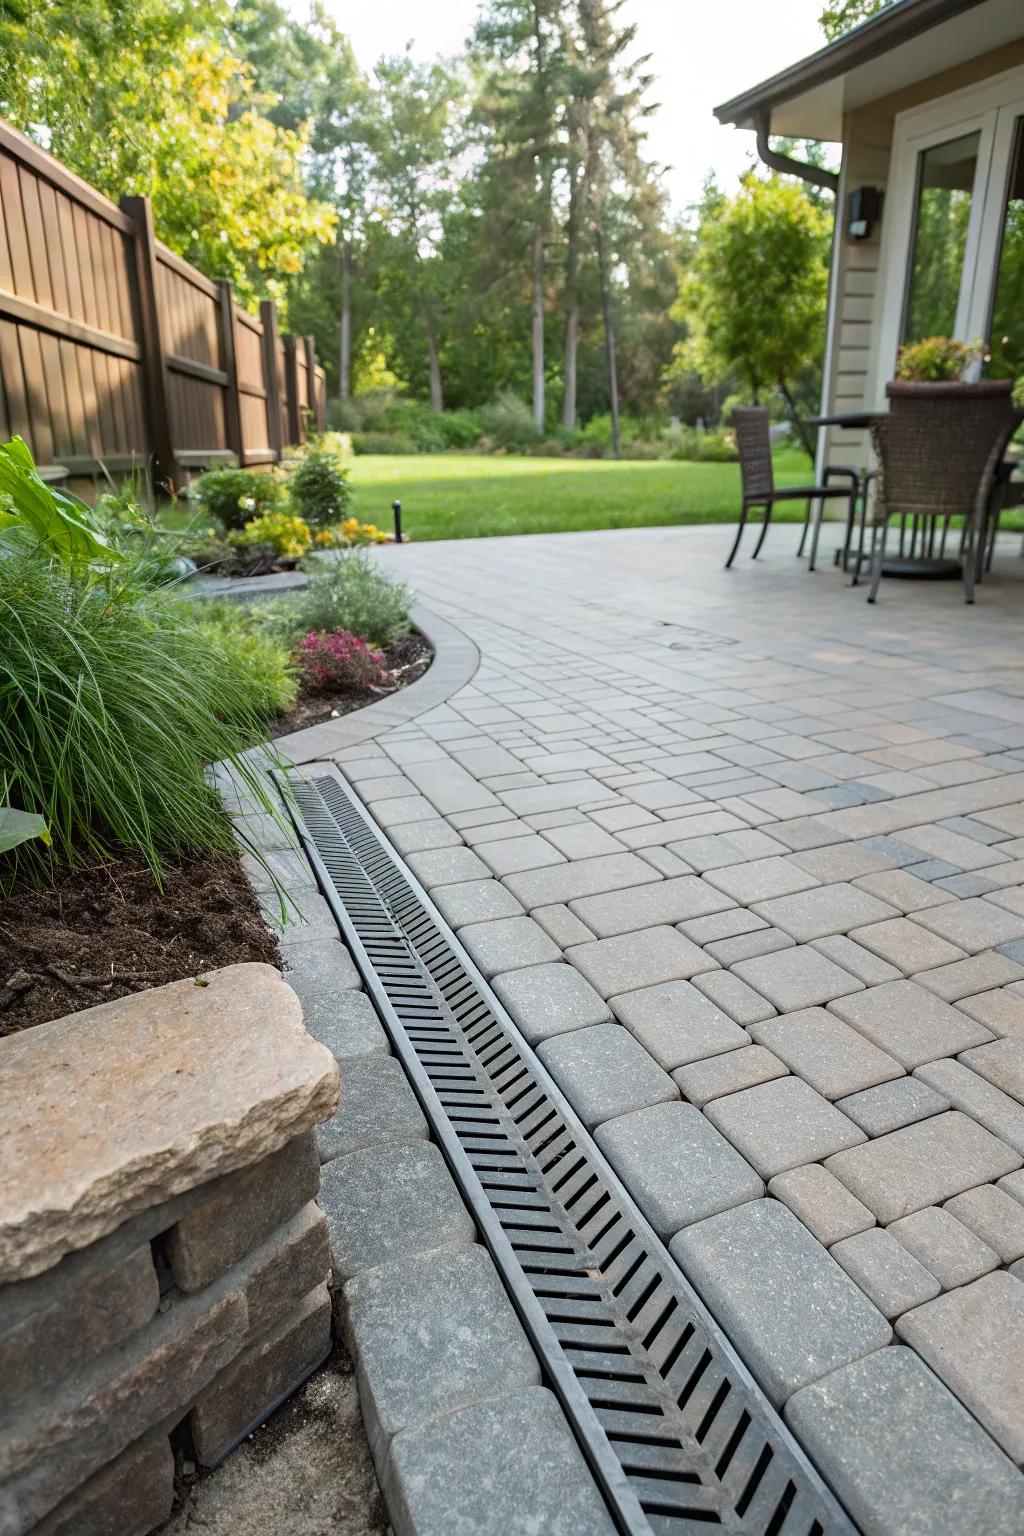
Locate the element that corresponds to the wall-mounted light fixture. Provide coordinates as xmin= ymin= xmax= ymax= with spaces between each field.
xmin=847 ymin=186 xmax=882 ymax=240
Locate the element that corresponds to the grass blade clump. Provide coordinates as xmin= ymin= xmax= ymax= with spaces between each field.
xmin=286 ymin=552 xmax=412 ymax=647
xmin=0 ymin=550 xmax=284 ymax=886
xmin=184 ymin=599 xmax=298 ymax=718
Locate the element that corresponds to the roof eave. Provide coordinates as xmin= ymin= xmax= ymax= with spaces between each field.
xmin=714 ymin=0 xmax=989 ymax=131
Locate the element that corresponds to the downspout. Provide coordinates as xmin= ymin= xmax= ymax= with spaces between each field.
xmin=755 ymin=111 xmax=838 ymax=192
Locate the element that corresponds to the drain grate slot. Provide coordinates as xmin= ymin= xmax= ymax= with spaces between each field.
xmin=285 ymin=767 xmax=857 ymax=1536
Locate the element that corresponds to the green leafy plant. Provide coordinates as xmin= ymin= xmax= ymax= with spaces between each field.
xmin=350 ymin=431 xmax=418 ymax=455
xmin=287 ymin=446 xmax=353 ymax=528
xmin=190 ymin=468 xmax=284 ymax=531
xmin=186 ymin=601 xmax=298 ymax=718
xmin=0 ymin=804 xmax=50 ymax=854
xmin=283 ymin=553 xmax=412 ymax=647
xmin=0 ymin=436 xmax=114 ymax=568
xmin=894 ymin=336 xmax=984 ymax=382
xmin=477 ymin=390 xmax=542 ymax=450
xmin=227 ymin=510 xmax=312 ymax=558
xmin=0 ymin=547 xmax=282 ymax=885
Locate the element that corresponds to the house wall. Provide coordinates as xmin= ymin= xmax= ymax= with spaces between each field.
xmin=820 ymin=38 xmax=1024 ymax=474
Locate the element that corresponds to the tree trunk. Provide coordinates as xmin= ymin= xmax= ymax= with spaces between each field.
xmin=339 ymin=241 xmax=352 ymax=401
xmin=531 ymin=218 xmax=545 ymax=431
xmin=562 ymin=163 xmax=583 ymax=431
xmin=423 ymin=305 xmax=444 ymax=412
xmin=595 ymin=223 xmax=620 ymax=458
xmin=778 ymin=378 xmax=815 ymax=458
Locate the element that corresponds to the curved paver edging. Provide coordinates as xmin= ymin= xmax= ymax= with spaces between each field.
xmin=272 ymin=603 xmax=480 ymax=766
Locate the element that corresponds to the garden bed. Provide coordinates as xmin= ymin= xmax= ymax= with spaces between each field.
xmin=272 ymin=631 xmax=432 ymax=735
xmin=0 ymin=850 xmax=279 ymax=1035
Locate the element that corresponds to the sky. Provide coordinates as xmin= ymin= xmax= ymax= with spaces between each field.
xmin=323 ymin=0 xmax=830 ymax=214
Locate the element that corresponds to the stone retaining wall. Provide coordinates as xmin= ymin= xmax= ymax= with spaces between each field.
xmin=0 ymin=963 xmax=340 ymax=1536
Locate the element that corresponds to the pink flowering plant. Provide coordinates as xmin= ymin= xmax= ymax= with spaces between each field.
xmin=294 ymin=628 xmax=388 ymax=692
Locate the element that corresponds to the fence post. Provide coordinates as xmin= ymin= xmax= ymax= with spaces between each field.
xmin=259 ymin=299 xmax=283 ymax=462
xmin=283 ymin=334 xmax=301 ymax=446
xmin=303 ymin=335 xmax=318 ymax=434
xmin=217 ymin=280 xmax=244 ymax=467
xmin=120 ymin=194 xmax=177 ymax=494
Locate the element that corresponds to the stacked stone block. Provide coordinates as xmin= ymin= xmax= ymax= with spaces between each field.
xmin=0 ymin=964 xmax=339 ymax=1536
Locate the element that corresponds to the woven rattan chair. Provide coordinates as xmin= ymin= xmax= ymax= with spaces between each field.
xmin=866 ymin=387 xmax=1019 ymax=604
xmin=726 ymin=408 xmax=859 ymax=570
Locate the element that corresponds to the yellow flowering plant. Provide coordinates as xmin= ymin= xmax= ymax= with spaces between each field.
xmin=313 ymin=517 xmax=390 ymax=549
xmin=227 ymin=510 xmax=312 ymax=558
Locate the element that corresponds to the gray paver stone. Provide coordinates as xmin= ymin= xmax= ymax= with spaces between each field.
xmin=260 ymin=886 xmax=338 ymax=942
xmin=944 ymin=1184 xmax=1024 ymax=1262
xmin=673 ymin=1045 xmax=787 ymax=1107
xmin=388 ymin=818 xmax=465 ymax=855
xmin=566 ymin=925 xmax=712 ymax=1000
xmin=767 ymin=1164 xmax=875 ymax=1246
xmin=889 ymin=1206 xmax=999 ymax=1290
xmin=691 ymin=969 xmax=776 ymax=1025
xmin=830 ymin=1227 xmax=941 ymax=1319
xmin=897 ymin=1274 xmax=1024 ymax=1462
xmin=752 ymin=883 xmax=897 ymax=943
xmin=458 ymin=916 xmax=561 ymax=978
xmin=609 ymin=980 xmax=748 ymax=1069
xmin=491 ymin=963 xmax=610 ymax=1043
xmin=706 ymin=928 xmax=794 ymax=965
xmin=287 ymin=980 xmax=389 ymax=1060
xmin=501 ymin=852 xmax=660 ymax=909
xmin=785 ymin=1346 xmax=1024 ymax=1536
xmin=829 ymin=979 xmax=992 ymax=1068
xmin=669 ymin=1198 xmax=891 ymax=1405
xmin=914 ymin=897 xmax=1024 ymax=953
xmin=319 ymin=1140 xmax=476 ymax=1281
xmin=343 ymin=1244 xmax=540 ymax=1467
xmin=846 ymin=916 xmax=966 ymax=974
xmin=430 ymin=879 xmax=524 ymax=929
xmin=705 ymin=1076 xmax=865 ymax=1179
xmin=594 ymin=1102 xmax=763 ymax=1237
xmin=915 ymin=950 xmax=1024 ymax=1002
xmin=915 ymin=1058 xmax=1024 ymax=1155
xmin=732 ymin=946 xmax=862 ymax=1012
xmin=531 ymin=902 xmax=594 ymax=947
xmin=750 ymin=1008 xmax=902 ymax=1100
xmin=810 ymin=934 xmax=903 ymax=986
xmin=703 ymin=857 xmax=820 ymax=903
xmin=960 ymin=1037 xmax=1024 ymax=1104
xmin=384 ymin=1387 xmax=617 ymax=1536
xmin=825 ymin=1112 xmax=1021 ymax=1223
xmin=835 ymin=1077 xmax=948 ymax=1137
xmin=568 ymin=876 xmax=733 ymax=936
xmin=280 ymin=937 xmax=362 ymax=991
xmin=477 ymin=834 xmax=565 ymax=877
xmin=537 ymin=1022 xmax=678 ymax=1128
xmin=316 ymin=1056 xmax=427 ymax=1164
xmin=999 ymin=1168 xmax=1024 ymax=1207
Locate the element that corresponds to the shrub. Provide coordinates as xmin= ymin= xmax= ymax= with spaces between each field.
xmin=227 ymin=510 xmax=312 ymax=558
xmin=894 ymin=336 xmax=983 ymax=382
xmin=477 ymin=391 xmax=542 ymax=450
xmin=285 ymin=553 xmax=412 ymax=647
xmin=287 ymin=446 xmax=353 ymax=528
xmin=436 ymin=409 xmax=483 ymax=449
xmin=665 ymin=425 xmax=738 ymax=462
xmin=0 ymin=549 xmax=280 ymax=884
xmin=190 ymin=467 xmax=283 ymax=531
xmin=351 ymin=431 xmax=419 ymax=455
xmin=313 ymin=517 xmax=390 ymax=549
xmin=186 ymin=601 xmax=298 ymax=717
xmin=295 ymin=629 xmax=387 ymax=692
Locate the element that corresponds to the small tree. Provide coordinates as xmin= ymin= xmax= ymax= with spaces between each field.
xmin=681 ymin=174 xmax=830 ymax=452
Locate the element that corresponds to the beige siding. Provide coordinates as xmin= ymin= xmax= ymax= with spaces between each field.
xmin=821 ymin=38 xmax=1024 ymax=474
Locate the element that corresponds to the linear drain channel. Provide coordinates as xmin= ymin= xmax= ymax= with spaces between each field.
xmin=284 ymin=767 xmax=857 ymax=1536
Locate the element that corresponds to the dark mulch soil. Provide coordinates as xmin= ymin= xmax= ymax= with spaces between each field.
xmin=272 ymin=632 xmax=432 ymax=736
xmin=0 ymin=851 xmax=281 ymax=1037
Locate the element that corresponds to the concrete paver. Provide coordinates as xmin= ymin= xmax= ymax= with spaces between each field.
xmin=333 ymin=526 xmax=1024 ymax=1512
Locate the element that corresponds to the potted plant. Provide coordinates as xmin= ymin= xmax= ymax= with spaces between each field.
xmin=888 ymin=336 xmax=1012 ymax=405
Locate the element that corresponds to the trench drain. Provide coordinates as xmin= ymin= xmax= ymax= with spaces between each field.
xmin=282 ymin=766 xmax=857 ymax=1536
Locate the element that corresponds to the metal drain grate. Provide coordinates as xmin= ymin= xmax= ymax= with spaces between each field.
xmin=285 ymin=767 xmax=857 ymax=1536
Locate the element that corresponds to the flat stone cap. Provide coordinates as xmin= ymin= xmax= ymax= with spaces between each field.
xmin=0 ymin=963 xmax=340 ymax=1283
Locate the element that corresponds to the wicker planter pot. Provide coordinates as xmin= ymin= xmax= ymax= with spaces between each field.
xmin=886 ymin=377 xmax=1013 ymax=404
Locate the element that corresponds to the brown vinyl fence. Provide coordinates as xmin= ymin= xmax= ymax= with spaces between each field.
xmin=0 ymin=118 xmax=328 ymax=501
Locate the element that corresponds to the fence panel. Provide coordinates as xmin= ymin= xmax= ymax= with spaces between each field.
xmin=0 ymin=116 xmax=326 ymax=496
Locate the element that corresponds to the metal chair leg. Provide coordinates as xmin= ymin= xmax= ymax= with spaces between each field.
xmin=808 ymin=497 xmax=825 ymax=572
xmin=867 ymin=515 xmax=888 ymax=603
xmin=751 ymin=500 xmax=774 ymax=559
xmin=725 ymin=504 xmax=750 ymax=569
xmin=796 ymin=498 xmax=811 ymax=557
xmin=964 ymin=519 xmax=977 ymax=604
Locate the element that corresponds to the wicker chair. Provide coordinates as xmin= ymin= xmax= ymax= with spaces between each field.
xmin=866 ymin=388 xmax=1019 ymax=604
xmin=726 ymin=407 xmax=859 ymax=570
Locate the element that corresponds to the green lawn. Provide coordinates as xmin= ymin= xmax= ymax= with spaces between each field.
xmin=347 ymin=449 xmax=815 ymax=541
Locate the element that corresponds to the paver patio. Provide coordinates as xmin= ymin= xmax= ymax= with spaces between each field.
xmin=309 ymin=522 xmax=1024 ymax=1522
